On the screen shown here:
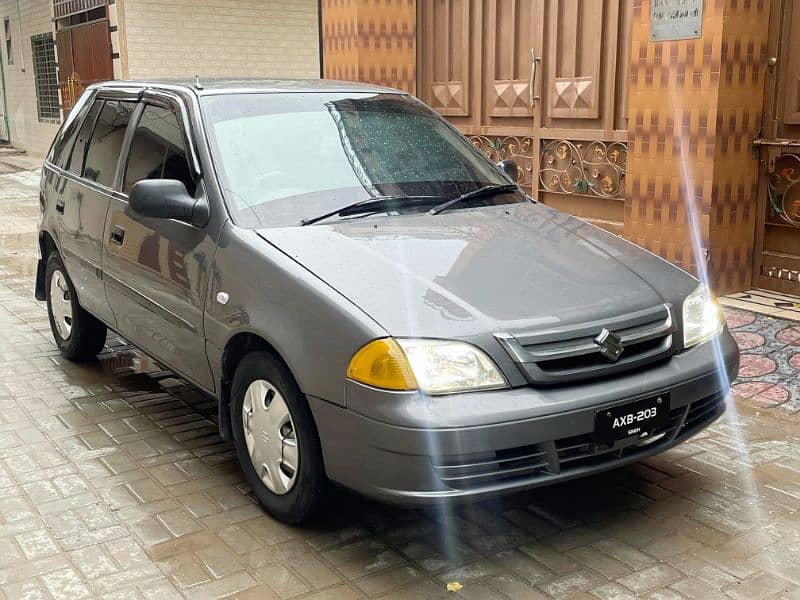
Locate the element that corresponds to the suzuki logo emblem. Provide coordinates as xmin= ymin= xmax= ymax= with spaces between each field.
xmin=594 ymin=328 xmax=624 ymax=361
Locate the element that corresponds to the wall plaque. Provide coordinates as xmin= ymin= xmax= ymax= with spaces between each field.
xmin=649 ymin=0 xmax=703 ymax=41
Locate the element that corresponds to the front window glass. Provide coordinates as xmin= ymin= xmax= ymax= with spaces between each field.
xmin=201 ymin=93 xmax=516 ymax=227
xmin=83 ymin=100 xmax=135 ymax=187
xmin=122 ymin=103 xmax=196 ymax=195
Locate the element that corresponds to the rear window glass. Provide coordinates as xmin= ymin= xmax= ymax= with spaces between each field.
xmin=65 ymin=99 xmax=102 ymax=175
xmin=83 ymin=100 xmax=135 ymax=187
xmin=122 ymin=103 xmax=195 ymax=196
xmin=49 ymin=93 xmax=93 ymax=169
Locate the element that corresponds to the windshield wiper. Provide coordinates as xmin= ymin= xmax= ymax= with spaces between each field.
xmin=427 ymin=184 xmax=519 ymax=216
xmin=300 ymin=195 xmax=442 ymax=226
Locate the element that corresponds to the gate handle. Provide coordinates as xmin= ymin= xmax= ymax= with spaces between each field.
xmin=529 ymin=49 xmax=541 ymax=107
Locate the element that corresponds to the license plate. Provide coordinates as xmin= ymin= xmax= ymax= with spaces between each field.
xmin=595 ymin=394 xmax=669 ymax=444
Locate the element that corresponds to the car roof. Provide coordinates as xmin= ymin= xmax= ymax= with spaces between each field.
xmin=94 ymin=78 xmax=405 ymax=96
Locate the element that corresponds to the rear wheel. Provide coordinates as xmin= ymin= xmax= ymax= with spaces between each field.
xmin=231 ymin=351 xmax=326 ymax=523
xmin=45 ymin=253 xmax=106 ymax=360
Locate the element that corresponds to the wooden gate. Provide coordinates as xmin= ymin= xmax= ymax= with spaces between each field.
xmin=56 ymin=18 xmax=113 ymax=110
xmin=753 ymin=0 xmax=800 ymax=295
xmin=418 ymin=0 xmax=632 ymax=234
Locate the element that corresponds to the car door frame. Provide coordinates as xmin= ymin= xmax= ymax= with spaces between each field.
xmin=101 ymin=87 xmax=221 ymax=393
xmin=47 ymin=88 xmax=142 ymax=326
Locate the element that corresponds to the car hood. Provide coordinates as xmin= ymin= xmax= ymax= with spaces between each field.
xmin=257 ymin=203 xmax=697 ymax=339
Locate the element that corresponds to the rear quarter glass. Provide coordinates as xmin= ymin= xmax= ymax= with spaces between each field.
xmin=47 ymin=90 xmax=94 ymax=168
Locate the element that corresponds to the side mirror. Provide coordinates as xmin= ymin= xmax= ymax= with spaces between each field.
xmin=128 ymin=179 xmax=209 ymax=227
xmin=496 ymin=159 xmax=520 ymax=182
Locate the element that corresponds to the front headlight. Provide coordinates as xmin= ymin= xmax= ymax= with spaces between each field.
xmin=682 ymin=284 xmax=723 ymax=348
xmin=347 ymin=338 xmax=507 ymax=395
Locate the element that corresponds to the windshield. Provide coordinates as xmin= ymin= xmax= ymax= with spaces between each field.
xmin=201 ymin=92 xmax=520 ymax=227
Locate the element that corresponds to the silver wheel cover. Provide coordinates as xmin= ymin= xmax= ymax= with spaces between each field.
xmin=241 ymin=379 xmax=299 ymax=495
xmin=50 ymin=270 xmax=73 ymax=340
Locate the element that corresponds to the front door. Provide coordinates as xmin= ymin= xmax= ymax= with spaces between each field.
xmin=418 ymin=0 xmax=632 ymax=234
xmin=102 ymin=98 xmax=216 ymax=391
xmin=753 ymin=0 xmax=800 ymax=295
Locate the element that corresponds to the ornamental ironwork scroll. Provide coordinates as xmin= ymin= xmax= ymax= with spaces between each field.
xmin=469 ymin=136 xmax=535 ymax=189
xmin=539 ymin=140 xmax=627 ymax=198
xmin=767 ymin=153 xmax=800 ymax=226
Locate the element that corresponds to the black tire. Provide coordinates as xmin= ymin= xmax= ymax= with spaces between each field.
xmin=231 ymin=351 xmax=327 ymax=524
xmin=45 ymin=253 xmax=107 ymax=360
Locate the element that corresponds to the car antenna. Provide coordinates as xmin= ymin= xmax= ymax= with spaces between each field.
xmin=194 ymin=74 xmax=203 ymax=90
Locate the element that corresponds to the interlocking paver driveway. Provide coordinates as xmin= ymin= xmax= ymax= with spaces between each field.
xmin=1 ymin=157 xmax=799 ymax=599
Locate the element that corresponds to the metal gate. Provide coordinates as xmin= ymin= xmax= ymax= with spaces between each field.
xmin=56 ymin=18 xmax=113 ymax=110
xmin=753 ymin=0 xmax=800 ymax=295
xmin=417 ymin=0 xmax=632 ymax=234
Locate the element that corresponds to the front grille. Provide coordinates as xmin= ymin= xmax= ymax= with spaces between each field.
xmin=496 ymin=304 xmax=676 ymax=384
xmin=431 ymin=392 xmax=725 ymax=490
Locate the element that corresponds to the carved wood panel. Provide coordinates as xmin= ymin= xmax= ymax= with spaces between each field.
xmin=423 ymin=0 xmax=471 ymax=116
xmin=547 ymin=0 xmax=603 ymax=120
xmin=485 ymin=0 xmax=536 ymax=118
xmin=783 ymin=2 xmax=800 ymax=125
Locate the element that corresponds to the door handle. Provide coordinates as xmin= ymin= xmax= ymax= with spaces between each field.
xmin=529 ymin=48 xmax=541 ymax=107
xmin=55 ymin=197 xmax=65 ymax=213
xmin=110 ymin=225 xmax=125 ymax=245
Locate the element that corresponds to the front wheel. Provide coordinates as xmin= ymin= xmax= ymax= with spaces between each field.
xmin=45 ymin=253 xmax=107 ymax=360
xmin=231 ymin=351 xmax=327 ymax=523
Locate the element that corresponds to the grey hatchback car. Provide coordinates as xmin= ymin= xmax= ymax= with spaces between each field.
xmin=36 ymin=79 xmax=739 ymax=523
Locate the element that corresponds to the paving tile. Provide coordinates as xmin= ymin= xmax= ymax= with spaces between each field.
xmin=322 ymin=539 xmax=404 ymax=579
xmin=41 ymin=567 xmax=92 ymax=600
xmin=723 ymin=572 xmax=796 ymax=599
xmin=567 ymin=545 xmax=632 ymax=579
xmin=154 ymin=508 xmax=204 ymax=538
xmin=284 ymin=553 xmax=341 ymax=589
xmin=195 ymin=543 xmax=245 ymax=579
xmin=590 ymin=582 xmax=641 ymax=600
xmin=492 ymin=548 xmax=552 ymax=585
xmin=158 ymin=552 xmax=212 ymax=589
xmin=68 ymin=545 xmax=119 ymax=580
xmin=591 ymin=539 xmax=656 ymax=570
xmin=14 ymin=529 xmax=59 ymax=560
xmin=518 ymin=542 xmax=581 ymax=574
xmin=537 ymin=569 xmax=607 ymax=597
xmin=616 ymin=564 xmax=684 ymax=594
xmin=130 ymin=517 xmax=172 ymax=547
xmin=255 ymin=563 xmax=310 ymax=598
xmin=353 ymin=563 xmax=420 ymax=596
xmin=184 ymin=571 xmax=258 ymax=600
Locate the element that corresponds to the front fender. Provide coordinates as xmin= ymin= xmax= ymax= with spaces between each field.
xmin=205 ymin=223 xmax=387 ymax=408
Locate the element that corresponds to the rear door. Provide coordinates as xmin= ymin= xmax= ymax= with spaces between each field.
xmin=54 ymin=93 xmax=136 ymax=325
xmin=102 ymin=93 xmax=216 ymax=390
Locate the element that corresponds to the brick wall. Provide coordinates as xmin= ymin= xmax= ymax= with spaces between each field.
xmin=118 ymin=0 xmax=320 ymax=80
xmin=0 ymin=0 xmax=60 ymax=156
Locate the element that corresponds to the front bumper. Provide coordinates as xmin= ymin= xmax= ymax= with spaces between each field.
xmin=308 ymin=331 xmax=739 ymax=504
